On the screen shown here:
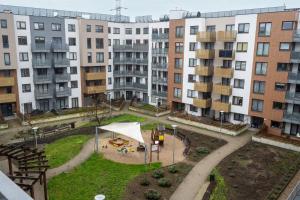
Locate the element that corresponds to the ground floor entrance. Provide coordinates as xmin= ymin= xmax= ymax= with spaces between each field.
xmin=0 ymin=103 xmax=14 ymax=117
xmin=251 ymin=116 xmax=264 ymax=128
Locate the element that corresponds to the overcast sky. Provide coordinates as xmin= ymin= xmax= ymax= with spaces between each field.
xmin=0 ymin=0 xmax=299 ymax=20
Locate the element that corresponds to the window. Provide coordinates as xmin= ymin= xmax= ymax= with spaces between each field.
xmin=258 ymin=22 xmax=272 ymax=36
xmin=86 ymin=25 xmax=91 ymax=32
xmin=235 ymin=61 xmax=246 ymax=71
xmin=174 ymin=73 xmax=182 ymax=83
xmin=275 ymin=83 xmax=286 ymax=91
xmin=175 ymin=58 xmax=183 ymax=68
xmin=87 ymin=52 xmax=92 ymax=63
xmin=136 ymin=28 xmax=141 ymax=34
xmin=189 ymin=42 xmax=197 ymax=51
xmin=238 ymin=23 xmax=250 ymax=33
xmin=68 ymin=38 xmax=76 ymax=46
xmin=113 ymin=27 xmax=120 ymax=34
xmin=34 ymin=22 xmax=44 ymax=30
xmin=175 ymin=26 xmax=184 ymax=38
xmin=187 ymin=90 xmax=196 ymax=98
xmin=51 ymin=23 xmax=61 ymax=31
xmin=174 ymin=88 xmax=182 ymax=98
xmin=252 ymin=99 xmax=264 ymax=112
xmin=96 ymin=38 xmax=104 ymax=49
xmin=257 ymin=43 xmax=269 ymax=56
xmin=206 ymin=26 xmax=215 ymax=32
xmin=108 ymin=65 xmax=112 ymax=72
xmin=282 ymin=21 xmax=294 ymax=30
xmin=2 ymin=35 xmax=9 ymax=48
xmin=125 ymin=28 xmax=132 ymax=34
xmin=18 ymin=36 xmax=27 ymax=45
xmin=226 ymin=24 xmax=235 ymax=31
xmin=23 ymin=103 xmax=32 ymax=114
xmin=4 ymin=53 xmax=10 ymax=65
xmin=19 ymin=52 xmax=29 ymax=61
xmin=1 ymin=19 xmax=7 ymax=28
xmin=69 ymin=52 xmax=77 ymax=60
xmin=143 ymin=28 xmax=149 ymax=34
xmin=68 ymin=24 xmax=75 ymax=32
xmin=188 ymin=74 xmax=196 ymax=83
xmin=96 ymin=52 xmax=104 ymax=63
xmin=87 ymin=38 xmax=92 ymax=49
xmin=70 ymin=67 xmax=77 ymax=74
xmin=108 ymin=27 xmax=111 ymax=33
xmin=189 ymin=58 xmax=197 ymax=67
xmin=72 ymin=98 xmax=79 ymax=108
xmin=175 ymin=42 xmax=184 ymax=53
xmin=236 ymin=42 xmax=248 ymax=52
xmin=22 ymin=84 xmax=31 ymax=93
xmin=233 ymin=96 xmax=243 ymax=106
xmin=273 ymin=102 xmax=284 ymax=110
xmin=95 ymin=25 xmax=103 ymax=33
xmin=21 ymin=68 xmax=30 ymax=77
xmin=71 ymin=81 xmax=78 ymax=88
xmin=279 ymin=42 xmax=290 ymax=51
xmin=190 ymin=105 xmax=198 ymax=112
xmin=234 ymin=113 xmax=244 ymax=122
xmin=190 ymin=26 xmax=198 ymax=35
xmin=35 ymin=37 xmax=45 ymax=44
xmin=277 ymin=63 xmax=289 ymax=71
xmin=255 ymin=62 xmax=267 ymax=75
xmin=271 ymin=121 xmax=282 ymax=129
xmin=234 ymin=79 xmax=244 ymax=89
xmin=16 ymin=21 xmax=26 ymax=30
xmin=253 ymin=81 xmax=265 ymax=94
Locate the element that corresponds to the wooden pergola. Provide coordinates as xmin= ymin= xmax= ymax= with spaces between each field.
xmin=0 ymin=144 xmax=49 ymax=200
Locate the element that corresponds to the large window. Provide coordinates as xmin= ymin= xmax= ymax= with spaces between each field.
xmin=236 ymin=42 xmax=248 ymax=52
xmin=175 ymin=26 xmax=184 ymax=38
xmin=175 ymin=58 xmax=183 ymax=69
xmin=68 ymin=24 xmax=75 ymax=32
xmin=96 ymin=52 xmax=104 ymax=63
xmin=189 ymin=58 xmax=197 ymax=67
xmin=235 ymin=61 xmax=246 ymax=71
xmin=4 ymin=53 xmax=10 ymax=65
xmin=257 ymin=42 xmax=269 ymax=56
xmin=125 ymin=28 xmax=132 ymax=35
xmin=253 ymin=81 xmax=265 ymax=94
xmin=234 ymin=113 xmax=244 ymax=122
xmin=87 ymin=38 xmax=92 ymax=49
xmin=96 ymin=38 xmax=104 ymax=49
xmin=16 ymin=21 xmax=26 ymax=30
xmin=18 ymin=36 xmax=27 ymax=45
xmin=234 ymin=79 xmax=245 ymax=89
xmin=174 ymin=73 xmax=182 ymax=83
xmin=95 ymin=25 xmax=103 ymax=33
xmin=71 ymin=81 xmax=78 ymax=88
xmin=69 ymin=52 xmax=77 ymax=60
xmin=22 ymin=84 xmax=31 ymax=93
xmin=86 ymin=25 xmax=91 ymax=32
xmin=233 ymin=96 xmax=243 ymax=106
xmin=279 ymin=42 xmax=290 ymax=51
xmin=175 ymin=42 xmax=184 ymax=53
xmin=19 ymin=52 xmax=29 ymax=61
xmin=238 ymin=23 xmax=250 ymax=33
xmin=143 ymin=28 xmax=149 ymax=34
xmin=282 ymin=21 xmax=294 ymax=30
xmin=277 ymin=63 xmax=289 ymax=71
xmin=1 ymin=19 xmax=7 ymax=28
xmin=34 ymin=22 xmax=44 ymax=30
xmin=189 ymin=42 xmax=197 ymax=51
xmin=113 ymin=27 xmax=120 ymax=34
xmin=188 ymin=74 xmax=196 ymax=83
xmin=187 ymin=90 xmax=196 ymax=98
xmin=258 ymin=22 xmax=272 ymax=36
xmin=255 ymin=62 xmax=267 ymax=75
xmin=275 ymin=83 xmax=286 ymax=91
xmin=51 ymin=23 xmax=61 ymax=31
xmin=190 ymin=26 xmax=199 ymax=35
xmin=21 ymin=68 xmax=30 ymax=77
xmin=2 ymin=35 xmax=9 ymax=48
xmin=173 ymin=88 xmax=182 ymax=98
xmin=68 ymin=38 xmax=76 ymax=46
xmin=252 ymin=99 xmax=264 ymax=112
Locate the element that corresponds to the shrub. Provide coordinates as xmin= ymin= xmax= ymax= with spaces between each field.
xmin=196 ymin=147 xmax=210 ymax=154
xmin=152 ymin=169 xmax=164 ymax=179
xmin=140 ymin=177 xmax=150 ymax=186
xmin=158 ymin=178 xmax=172 ymax=188
xmin=144 ymin=189 xmax=161 ymax=200
xmin=168 ymin=165 xmax=178 ymax=174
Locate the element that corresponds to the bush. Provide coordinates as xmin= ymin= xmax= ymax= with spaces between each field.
xmin=152 ymin=169 xmax=164 ymax=179
xmin=196 ymin=147 xmax=210 ymax=154
xmin=168 ymin=165 xmax=178 ymax=174
xmin=158 ymin=178 xmax=172 ymax=188
xmin=144 ymin=189 xmax=161 ymax=200
xmin=140 ymin=177 xmax=150 ymax=186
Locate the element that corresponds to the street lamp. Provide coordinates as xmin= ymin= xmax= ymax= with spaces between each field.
xmin=109 ymin=92 xmax=112 ymax=117
xmin=171 ymin=124 xmax=178 ymax=164
xmin=220 ymin=111 xmax=224 ymax=133
xmin=32 ymin=127 xmax=39 ymax=148
xmin=156 ymin=97 xmax=159 ymax=129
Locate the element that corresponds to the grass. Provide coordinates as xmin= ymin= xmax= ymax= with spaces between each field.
xmin=45 ymin=135 xmax=92 ymax=168
xmin=209 ymin=168 xmax=228 ymax=200
xmin=141 ymin=123 xmax=172 ymax=131
xmin=48 ymin=153 xmax=161 ymax=200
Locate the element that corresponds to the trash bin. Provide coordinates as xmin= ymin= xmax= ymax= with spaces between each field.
xmin=95 ymin=194 xmax=105 ymax=200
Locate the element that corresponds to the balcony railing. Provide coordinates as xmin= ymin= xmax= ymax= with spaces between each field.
xmin=216 ymin=50 xmax=235 ymax=60
xmin=113 ymin=83 xmax=147 ymax=90
xmin=53 ymin=59 xmax=70 ymax=68
xmin=134 ymin=71 xmax=148 ymax=76
xmin=113 ymin=44 xmax=149 ymax=52
xmin=152 ymin=91 xmax=167 ymax=98
xmin=196 ymin=49 xmax=215 ymax=59
xmin=35 ymin=89 xmax=53 ymax=100
xmin=293 ymin=30 xmax=300 ymax=42
xmin=213 ymin=84 xmax=232 ymax=96
xmin=152 ymin=33 xmax=169 ymax=40
xmin=291 ymin=51 xmax=300 ymax=63
xmin=195 ymin=66 xmax=213 ymax=76
xmin=55 ymin=74 xmax=71 ymax=83
xmin=211 ymin=100 xmax=231 ymax=112
xmin=134 ymin=83 xmax=148 ymax=90
xmin=51 ymin=43 xmax=69 ymax=52
xmin=194 ymin=82 xmax=213 ymax=92
xmin=0 ymin=77 xmax=15 ymax=87
xmin=152 ymin=77 xmax=168 ymax=84
xmin=283 ymin=111 xmax=300 ymax=124
xmin=152 ymin=63 xmax=167 ymax=70
xmin=113 ymin=58 xmax=148 ymax=65
xmin=152 ymin=48 xmax=168 ymax=55
xmin=85 ymin=85 xmax=106 ymax=94
xmin=196 ymin=31 xmax=216 ymax=42
xmin=193 ymin=98 xmax=212 ymax=108
xmin=56 ymin=87 xmax=71 ymax=97
xmin=0 ymin=94 xmax=16 ymax=104
xmin=31 ymin=43 xmax=51 ymax=52
xmin=285 ymin=92 xmax=300 ymax=104
xmin=288 ymin=72 xmax=300 ymax=84
xmin=85 ymin=72 xmax=106 ymax=80
xmin=217 ymin=31 xmax=237 ymax=41
xmin=32 ymin=59 xmax=52 ymax=68
xmin=214 ymin=67 xmax=234 ymax=78
xmin=33 ymin=74 xmax=52 ymax=84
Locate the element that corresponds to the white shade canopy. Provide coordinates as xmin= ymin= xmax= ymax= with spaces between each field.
xmin=99 ymin=122 xmax=145 ymax=143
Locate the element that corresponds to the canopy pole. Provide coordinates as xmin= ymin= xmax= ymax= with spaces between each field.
xmin=95 ymin=127 xmax=99 ymax=153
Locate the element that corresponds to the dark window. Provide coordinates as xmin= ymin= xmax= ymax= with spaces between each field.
xmin=96 ymin=38 xmax=104 ymax=49
xmin=70 ymin=67 xmax=77 ymax=74
xmin=21 ymin=68 xmax=30 ymax=77
xmin=51 ymin=23 xmax=61 ymax=31
xmin=238 ymin=23 xmax=249 ymax=33
xmin=252 ymin=99 xmax=264 ymax=112
xmin=175 ymin=26 xmax=184 ymax=38
xmin=71 ymin=81 xmax=78 ymax=88
xmin=68 ymin=24 xmax=75 ymax=32
xmin=233 ymin=96 xmax=243 ymax=106
xmin=277 ymin=63 xmax=289 ymax=71
xmin=95 ymin=25 xmax=103 ymax=33
xmin=282 ymin=21 xmax=294 ymax=30
xmin=22 ymin=84 xmax=31 ymax=93
xmin=234 ymin=113 xmax=244 ymax=122
xmin=271 ymin=121 xmax=282 ymax=129
xmin=1 ymin=19 xmax=7 ymax=28
xmin=190 ymin=26 xmax=198 ymax=35
xmin=275 ymin=83 xmax=286 ymax=91
xmin=69 ymin=38 xmax=76 ymax=46
xmin=273 ymin=102 xmax=284 ymax=110
xmin=2 ymin=35 xmax=9 ymax=48
xmin=18 ymin=36 xmax=27 ymax=45
xmin=86 ymin=25 xmax=91 ymax=32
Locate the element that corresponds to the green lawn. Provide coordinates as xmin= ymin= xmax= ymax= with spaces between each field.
xmin=83 ymin=114 xmax=146 ymax=127
xmin=141 ymin=123 xmax=172 ymax=131
xmin=48 ymin=153 xmax=160 ymax=200
xmin=45 ymin=135 xmax=92 ymax=168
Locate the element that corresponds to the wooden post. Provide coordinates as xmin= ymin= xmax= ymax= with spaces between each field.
xmin=30 ymin=187 xmax=34 ymax=199
xmin=8 ymin=157 xmax=13 ymax=175
xmin=43 ymin=172 xmax=48 ymax=200
xmin=149 ymin=144 xmax=152 ymax=163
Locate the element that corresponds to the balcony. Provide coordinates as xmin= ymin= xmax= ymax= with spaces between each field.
xmin=56 ymin=87 xmax=71 ymax=97
xmin=152 ymin=48 xmax=168 ymax=55
xmin=85 ymin=85 xmax=106 ymax=94
xmin=85 ymin=72 xmax=106 ymax=80
xmin=214 ymin=67 xmax=233 ymax=78
xmin=33 ymin=74 xmax=52 ymax=84
xmin=134 ymin=71 xmax=148 ymax=76
xmin=51 ymin=43 xmax=69 ymax=52
xmin=53 ymin=59 xmax=70 ymax=68
xmin=55 ymin=74 xmax=71 ymax=83
xmin=152 ymin=77 xmax=168 ymax=84
xmin=113 ymin=44 xmax=149 ymax=52
xmin=196 ymin=32 xmax=216 ymax=42
xmin=217 ymin=31 xmax=237 ymax=41
xmin=213 ymin=84 xmax=232 ymax=96
xmin=286 ymin=92 xmax=300 ymax=104
xmin=0 ymin=77 xmax=15 ymax=87
xmin=293 ymin=30 xmax=300 ymax=42
xmin=212 ymin=100 xmax=231 ymax=112
xmin=152 ymin=33 xmax=169 ymax=40
xmin=134 ymin=83 xmax=148 ymax=90
xmin=283 ymin=111 xmax=300 ymax=124
xmin=32 ymin=59 xmax=52 ymax=68
xmin=113 ymin=83 xmax=134 ymax=89
xmin=113 ymin=70 xmax=134 ymax=76
xmin=195 ymin=66 xmax=213 ymax=76
xmin=216 ymin=50 xmax=235 ymax=60
xmin=152 ymin=63 xmax=167 ymax=70
xmin=31 ymin=43 xmax=51 ymax=52
xmin=288 ymin=72 xmax=300 ymax=84
xmin=194 ymin=82 xmax=213 ymax=92
xmin=113 ymin=58 xmax=148 ymax=65
xmin=0 ymin=94 xmax=16 ymax=104
xmin=193 ymin=98 xmax=211 ymax=108
xmin=152 ymin=91 xmax=167 ymax=98
xmin=196 ymin=49 xmax=215 ymax=59
xmin=291 ymin=51 xmax=300 ymax=63
xmin=35 ymin=90 xmax=53 ymax=100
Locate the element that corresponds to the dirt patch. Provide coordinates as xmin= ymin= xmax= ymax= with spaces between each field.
xmin=217 ymin=142 xmax=300 ymax=200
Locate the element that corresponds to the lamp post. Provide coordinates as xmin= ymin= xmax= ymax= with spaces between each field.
xmin=171 ymin=124 xmax=178 ymax=164
xmin=32 ymin=127 xmax=39 ymax=148
xmin=156 ymin=97 xmax=159 ymax=129
xmin=220 ymin=111 xmax=224 ymax=133
xmin=109 ymin=92 xmax=112 ymax=117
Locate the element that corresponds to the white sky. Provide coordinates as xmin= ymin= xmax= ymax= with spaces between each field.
xmin=0 ymin=0 xmax=299 ymax=20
